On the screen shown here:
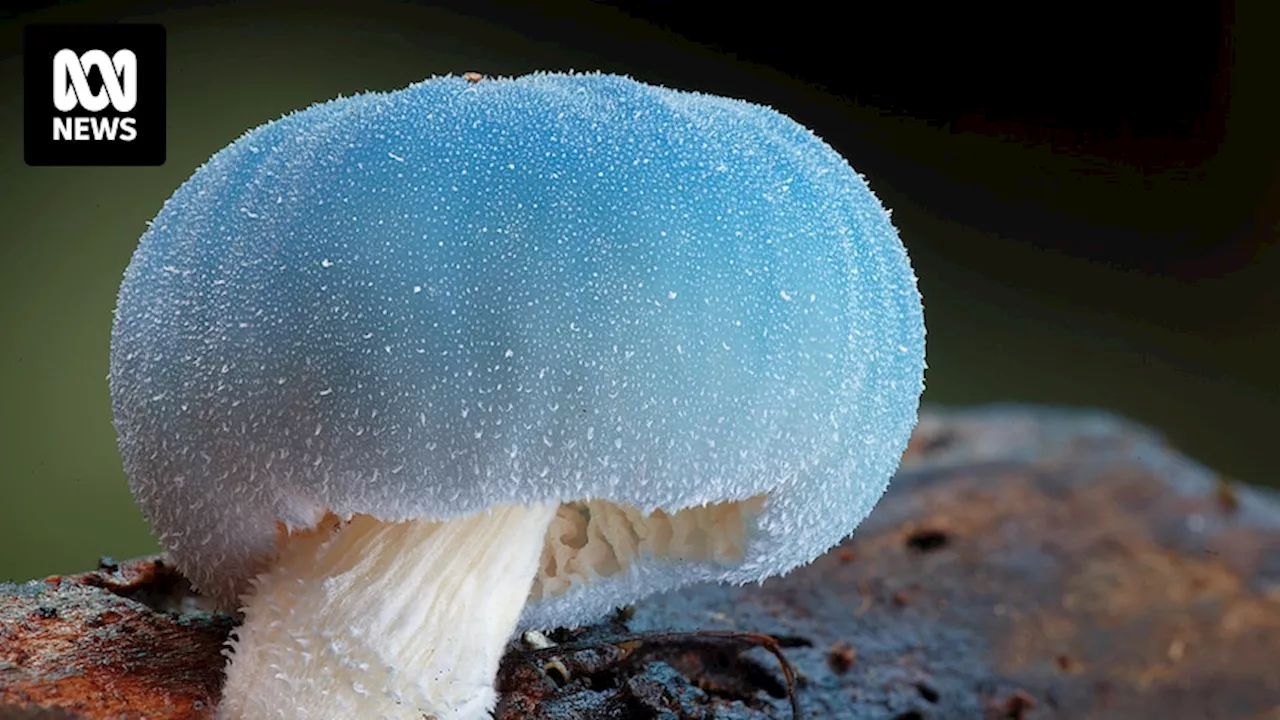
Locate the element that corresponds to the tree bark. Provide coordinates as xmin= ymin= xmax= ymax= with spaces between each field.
xmin=4 ymin=405 xmax=1279 ymax=719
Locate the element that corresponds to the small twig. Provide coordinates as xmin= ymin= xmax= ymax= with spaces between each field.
xmin=510 ymin=628 xmax=803 ymax=719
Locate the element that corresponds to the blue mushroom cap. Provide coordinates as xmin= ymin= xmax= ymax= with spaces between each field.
xmin=110 ymin=72 xmax=926 ymax=622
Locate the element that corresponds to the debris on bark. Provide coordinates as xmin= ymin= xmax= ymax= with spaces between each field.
xmin=4 ymin=405 xmax=1280 ymax=719
xmin=0 ymin=558 xmax=229 ymax=719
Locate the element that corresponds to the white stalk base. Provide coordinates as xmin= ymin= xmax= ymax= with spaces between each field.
xmin=218 ymin=503 xmax=559 ymax=720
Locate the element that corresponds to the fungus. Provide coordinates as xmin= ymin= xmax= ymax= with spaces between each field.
xmin=109 ymin=72 xmax=926 ymax=719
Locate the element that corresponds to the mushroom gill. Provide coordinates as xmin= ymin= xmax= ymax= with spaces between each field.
xmin=530 ymin=495 xmax=767 ymax=600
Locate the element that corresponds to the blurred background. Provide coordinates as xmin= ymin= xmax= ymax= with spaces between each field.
xmin=0 ymin=0 xmax=1275 ymax=583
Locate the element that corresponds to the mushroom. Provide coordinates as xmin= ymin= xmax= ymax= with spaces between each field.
xmin=109 ymin=72 xmax=925 ymax=719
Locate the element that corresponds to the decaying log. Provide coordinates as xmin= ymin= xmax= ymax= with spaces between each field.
xmin=3 ymin=405 xmax=1279 ymax=719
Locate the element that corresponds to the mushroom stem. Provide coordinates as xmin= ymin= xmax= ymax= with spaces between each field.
xmin=218 ymin=503 xmax=559 ymax=720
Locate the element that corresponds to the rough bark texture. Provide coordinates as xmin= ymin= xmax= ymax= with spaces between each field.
xmin=3 ymin=405 xmax=1279 ymax=719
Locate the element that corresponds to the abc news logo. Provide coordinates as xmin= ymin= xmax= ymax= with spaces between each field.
xmin=25 ymin=24 xmax=165 ymax=166
xmin=54 ymin=48 xmax=139 ymax=142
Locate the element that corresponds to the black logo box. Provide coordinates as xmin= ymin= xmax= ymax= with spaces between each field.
xmin=24 ymin=24 xmax=166 ymax=167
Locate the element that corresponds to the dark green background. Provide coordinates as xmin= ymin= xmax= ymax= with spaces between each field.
xmin=1 ymin=0 xmax=1276 ymax=583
